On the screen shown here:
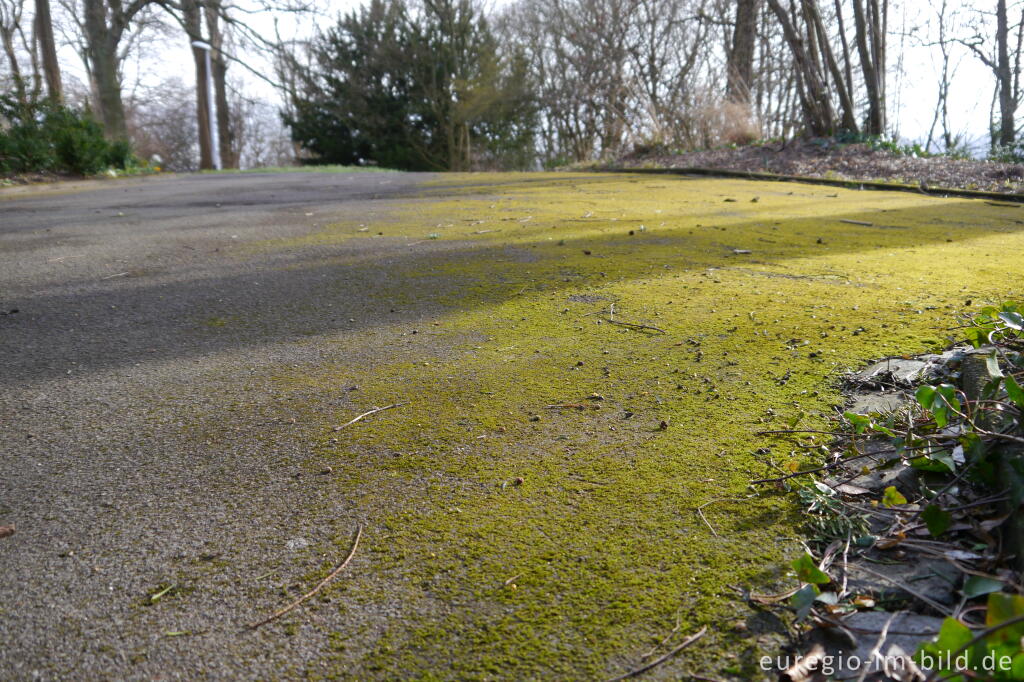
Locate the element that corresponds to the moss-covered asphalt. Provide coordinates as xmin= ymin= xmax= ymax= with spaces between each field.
xmin=2 ymin=170 xmax=1022 ymax=679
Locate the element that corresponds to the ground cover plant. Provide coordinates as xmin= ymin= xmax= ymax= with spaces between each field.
xmin=210 ymin=173 xmax=1024 ymax=677
xmin=750 ymin=301 xmax=1024 ymax=679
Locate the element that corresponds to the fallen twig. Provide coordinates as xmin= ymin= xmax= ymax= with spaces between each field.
xmin=839 ymin=219 xmax=873 ymax=226
xmin=852 ymin=564 xmax=953 ymax=616
xmin=641 ymin=611 xmax=682 ymax=660
xmin=604 ymin=318 xmax=666 ymax=334
xmin=606 ymin=626 xmax=707 ymax=682
xmin=249 ymin=525 xmax=363 ymax=630
xmin=695 ymin=498 xmax=747 ymax=538
xmin=332 ymin=403 xmax=407 ymax=431
xmin=856 ymin=611 xmax=899 ymax=682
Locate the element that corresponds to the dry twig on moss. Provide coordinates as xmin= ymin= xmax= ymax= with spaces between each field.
xmin=332 ymin=403 xmax=407 ymax=431
xmin=605 ymin=626 xmax=707 ymax=682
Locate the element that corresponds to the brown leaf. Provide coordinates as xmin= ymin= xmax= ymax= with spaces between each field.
xmin=0 ymin=525 xmax=14 ymax=539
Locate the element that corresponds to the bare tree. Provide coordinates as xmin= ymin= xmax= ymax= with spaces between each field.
xmin=727 ymin=0 xmax=759 ymax=105
xmin=1 ymin=0 xmax=41 ymax=104
xmin=959 ymin=1 xmax=1024 ymax=148
xmin=35 ymin=0 xmax=61 ymax=99
xmin=851 ymin=0 xmax=886 ymax=134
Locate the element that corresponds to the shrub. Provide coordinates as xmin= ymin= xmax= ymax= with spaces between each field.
xmin=988 ymin=140 xmax=1024 ymax=164
xmin=0 ymin=97 xmax=135 ymax=175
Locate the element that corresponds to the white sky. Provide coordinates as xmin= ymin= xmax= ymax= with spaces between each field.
xmin=54 ymin=0 xmax=998 ymax=154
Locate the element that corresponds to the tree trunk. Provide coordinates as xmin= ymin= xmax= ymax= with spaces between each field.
xmin=82 ymin=0 xmax=128 ymax=139
xmin=183 ymin=0 xmax=213 ymax=169
xmin=806 ymin=0 xmax=857 ymax=132
xmin=0 ymin=23 xmax=27 ymax=105
xmin=34 ymin=0 xmax=62 ymax=102
xmin=852 ymin=0 xmax=886 ymax=135
xmin=204 ymin=2 xmax=235 ymax=168
xmin=766 ymin=0 xmax=834 ymax=136
xmin=726 ymin=0 xmax=759 ymax=105
xmin=996 ymin=0 xmax=1015 ymax=146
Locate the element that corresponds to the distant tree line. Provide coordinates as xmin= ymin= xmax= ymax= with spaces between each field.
xmin=6 ymin=0 xmax=1024 ymax=172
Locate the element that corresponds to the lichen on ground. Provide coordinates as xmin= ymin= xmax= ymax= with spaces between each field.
xmin=252 ymin=173 xmax=1024 ymax=679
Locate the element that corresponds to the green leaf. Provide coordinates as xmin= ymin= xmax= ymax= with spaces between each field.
xmin=964 ymin=326 xmax=990 ymax=348
xmin=998 ymin=311 xmax=1024 ymax=330
xmin=787 ymin=410 xmax=805 ymax=429
xmin=882 ymin=485 xmax=908 ymax=507
xmin=922 ymin=504 xmax=952 ymax=537
xmin=791 ymin=552 xmax=830 ymax=585
xmin=915 ymin=383 xmax=960 ymax=428
xmin=910 ymin=455 xmax=954 ymax=473
xmin=986 ymin=593 xmax=1024 ymax=643
xmin=915 ymin=384 xmax=936 ymax=411
xmin=790 ymin=583 xmax=818 ymax=621
xmin=844 ymin=411 xmax=871 ymax=434
xmin=930 ymin=448 xmax=958 ymax=474
xmin=963 ymin=575 xmax=1005 ymax=599
xmin=916 ymin=617 xmax=974 ymax=672
xmin=987 ymin=352 xmax=1005 ymax=378
xmin=1006 ymin=374 xmax=1024 ymax=410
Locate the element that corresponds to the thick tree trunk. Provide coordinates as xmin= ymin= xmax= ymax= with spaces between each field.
xmin=204 ymin=2 xmax=235 ymax=168
xmin=183 ymin=0 xmax=213 ymax=169
xmin=996 ymin=0 xmax=1015 ymax=146
xmin=852 ymin=0 xmax=886 ymax=135
xmin=34 ymin=0 xmax=62 ymax=102
xmin=83 ymin=0 xmax=128 ymax=139
xmin=726 ymin=0 xmax=759 ymax=105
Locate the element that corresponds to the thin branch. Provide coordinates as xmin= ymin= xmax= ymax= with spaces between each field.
xmin=605 ymin=626 xmax=708 ymax=682
xmin=249 ymin=524 xmax=363 ymax=630
xmin=332 ymin=403 xmax=407 ymax=432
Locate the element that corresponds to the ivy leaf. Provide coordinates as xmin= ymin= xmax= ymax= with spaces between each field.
xmin=922 ymin=504 xmax=952 ymax=537
xmin=791 ymin=552 xmax=830 ymax=585
xmin=916 ymin=617 xmax=974 ymax=673
xmin=915 ymin=383 xmax=960 ymax=428
xmin=790 ymin=583 xmax=818 ymax=622
xmin=844 ymin=411 xmax=871 ymax=434
xmin=1006 ymin=374 xmax=1024 ymax=410
xmin=998 ymin=311 xmax=1024 ymax=330
xmin=910 ymin=455 xmax=954 ymax=473
xmin=963 ymin=575 xmax=1005 ymax=599
xmin=964 ymin=326 xmax=990 ymax=348
xmin=986 ymin=352 xmax=1005 ymax=378
xmin=881 ymin=485 xmax=908 ymax=507
xmin=986 ymin=593 xmax=1024 ymax=641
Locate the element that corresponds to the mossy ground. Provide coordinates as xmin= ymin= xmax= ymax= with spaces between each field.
xmin=252 ymin=173 xmax=1023 ymax=679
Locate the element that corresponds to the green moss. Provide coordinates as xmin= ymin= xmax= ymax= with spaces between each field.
xmin=246 ymin=174 xmax=1024 ymax=678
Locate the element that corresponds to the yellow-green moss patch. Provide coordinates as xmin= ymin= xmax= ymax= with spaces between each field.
xmin=246 ymin=174 xmax=1024 ymax=678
